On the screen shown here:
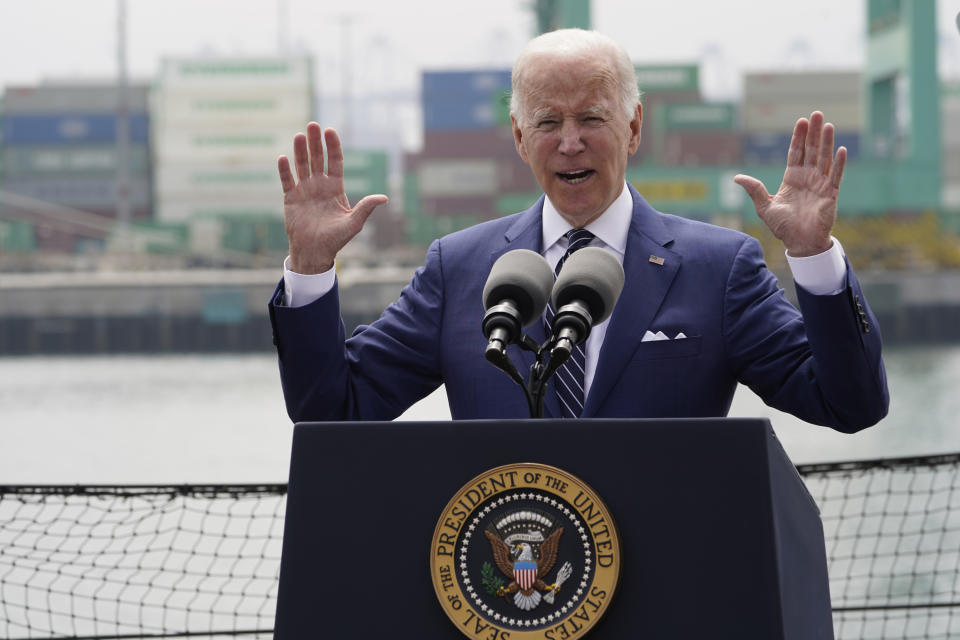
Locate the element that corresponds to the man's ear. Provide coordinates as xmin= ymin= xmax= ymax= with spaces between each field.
xmin=627 ymin=103 xmax=642 ymax=155
xmin=511 ymin=114 xmax=529 ymax=163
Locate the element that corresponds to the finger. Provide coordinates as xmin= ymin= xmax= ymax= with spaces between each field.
xmin=325 ymin=128 xmax=344 ymax=179
xmin=829 ymin=146 xmax=847 ymax=189
xmin=350 ymin=194 xmax=389 ymax=228
xmin=277 ymin=155 xmax=296 ymax=193
xmin=733 ymin=174 xmax=771 ymax=214
xmin=805 ymin=111 xmax=823 ymax=168
xmin=818 ymin=122 xmax=835 ymax=176
xmin=293 ymin=132 xmax=310 ymax=182
xmin=306 ymin=122 xmax=324 ymax=176
xmin=787 ymin=118 xmax=808 ymax=167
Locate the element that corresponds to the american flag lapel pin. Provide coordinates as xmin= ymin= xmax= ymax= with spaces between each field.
xmin=649 ymin=255 xmax=665 ymax=266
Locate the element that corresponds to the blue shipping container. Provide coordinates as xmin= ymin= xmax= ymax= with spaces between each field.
xmin=742 ymin=132 xmax=860 ymax=164
xmin=1 ymin=113 xmax=149 ymax=145
xmin=423 ymin=95 xmax=505 ymax=131
xmin=422 ymin=70 xmax=511 ymax=99
xmin=2 ymin=176 xmax=151 ymax=209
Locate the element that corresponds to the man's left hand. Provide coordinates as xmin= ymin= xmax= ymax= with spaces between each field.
xmin=734 ymin=111 xmax=846 ymax=257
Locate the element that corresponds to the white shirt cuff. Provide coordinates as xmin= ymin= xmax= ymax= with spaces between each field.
xmin=282 ymin=256 xmax=336 ymax=308
xmin=785 ymin=237 xmax=847 ymax=296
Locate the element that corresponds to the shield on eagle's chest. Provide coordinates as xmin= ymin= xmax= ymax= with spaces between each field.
xmin=514 ymin=561 xmax=537 ymax=591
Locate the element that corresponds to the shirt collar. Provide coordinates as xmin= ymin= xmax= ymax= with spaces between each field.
xmin=542 ymin=181 xmax=632 ymax=256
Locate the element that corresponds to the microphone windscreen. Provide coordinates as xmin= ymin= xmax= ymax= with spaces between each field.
xmin=552 ymin=247 xmax=625 ymax=325
xmin=483 ymin=249 xmax=555 ymax=327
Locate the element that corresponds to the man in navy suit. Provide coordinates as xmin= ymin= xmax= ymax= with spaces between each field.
xmin=268 ymin=29 xmax=888 ymax=430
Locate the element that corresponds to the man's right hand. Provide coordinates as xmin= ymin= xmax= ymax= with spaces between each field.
xmin=278 ymin=123 xmax=388 ymax=274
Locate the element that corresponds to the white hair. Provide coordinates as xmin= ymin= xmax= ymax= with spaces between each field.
xmin=510 ymin=29 xmax=640 ymax=126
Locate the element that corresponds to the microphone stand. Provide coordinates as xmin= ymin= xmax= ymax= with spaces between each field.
xmin=484 ymin=334 xmax=571 ymax=419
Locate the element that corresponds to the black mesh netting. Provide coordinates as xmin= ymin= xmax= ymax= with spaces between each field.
xmin=2 ymin=454 xmax=959 ymax=639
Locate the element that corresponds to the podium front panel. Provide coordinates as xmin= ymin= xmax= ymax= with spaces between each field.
xmin=274 ymin=419 xmax=832 ymax=639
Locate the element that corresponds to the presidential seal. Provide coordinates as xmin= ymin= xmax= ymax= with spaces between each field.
xmin=430 ymin=463 xmax=620 ymax=640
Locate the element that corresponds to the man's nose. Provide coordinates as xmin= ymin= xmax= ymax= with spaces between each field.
xmin=557 ymin=120 xmax=586 ymax=154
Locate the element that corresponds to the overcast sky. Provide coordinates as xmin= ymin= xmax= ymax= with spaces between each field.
xmin=1 ymin=0 xmax=957 ymax=146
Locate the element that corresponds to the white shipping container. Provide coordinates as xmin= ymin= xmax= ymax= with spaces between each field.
xmin=151 ymin=89 xmax=312 ymax=126
xmin=741 ymin=102 xmax=862 ymax=133
xmin=154 ymin=197 xmax=283 ymax=223
xmin=744 ymin=72 xmax=861 ymax=98
xmin=418 ymin=159 xmax=499 ymax=197
xmin=189 ymin=218 xmax=226 ymax=254
xmin=152 ymin=125 xmax=304 ymax=163
xmin=943 ymin=183 xmax=960 ymax=210
xmin=944 ymin=152 xmax=960 ymax=181
xmin=155 ymin=165 xmax=279 ymax=200
xmin=942 ymin=97 xmax=960 ymax=146
xmin=157 ymin=57 xmax=312 ymax=89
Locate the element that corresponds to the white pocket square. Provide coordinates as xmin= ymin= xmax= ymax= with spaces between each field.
xmin=642 ymin=330 xmax=687 ymax=342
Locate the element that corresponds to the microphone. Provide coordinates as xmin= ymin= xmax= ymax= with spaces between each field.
xmin=481 ymin=250 xmax=555 ymax=361
xmin=549 ymin=247 xmax=625 ymax=363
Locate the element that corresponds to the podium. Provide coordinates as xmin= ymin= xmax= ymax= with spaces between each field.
xmin=274 ymin=419 xmax=834 ymax=639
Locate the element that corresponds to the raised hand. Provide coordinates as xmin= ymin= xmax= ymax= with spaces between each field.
xmin=733 ymin=111 xmax=846 ymax=257
xmin=278 ymin=123 xmax=388 ymax=274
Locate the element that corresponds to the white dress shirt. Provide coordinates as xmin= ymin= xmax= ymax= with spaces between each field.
xmin=283 ymin=181 xmax=848 ymax=398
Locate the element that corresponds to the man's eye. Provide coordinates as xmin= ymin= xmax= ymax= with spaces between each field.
xmin=538 ymin=120 xmax=558 ymax=128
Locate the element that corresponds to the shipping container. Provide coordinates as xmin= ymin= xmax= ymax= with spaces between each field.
xmin=744 ymin=72 xmax=861 ymax=99
xmin=130 ymin=221 xmax=189 ymax=254
xmin=662 ymin=103 xmax=737 ymax=131
xmin=944 ymin=183 xmax=960 ymax=210
xmin=1 ymin=113 xmax=149 ymax=145
xmin=741 ymin=101 xmax=862 ymax=134
xmin=742 ymin=132 xmax=861 ymax=164
xmin=0 ymin=220 xmax=36 ymax=251
xmin=2 ymin=84 xmax=150 ymax=113
xmin=1 ymin=144 xmax=150 ymax=176
xmin=157 ymin=57 xmax=313 ymax=89
xmin=422 ymin=70 xmax=511 ymax=103
xmin=943 ymin=90 xmax=960 ymax=146
xmin=421 ymin=129 xmax=519 ymax=158
xmin=151 ymin=126 xmax=301 ymax=163
xmin=423 ymin=94 xmax=507 ymax=131
xmin=419 ymin=195 xmax=496 ymax=217
xmin=155 ymin=165 xmax=277 ymax=200
xmin=635 ymin=65 xmax=700 ymax=94
xmin=496 ymin=192 xmax=542 ymax=215
xmin=659 ymin=131 xmax=742 ymax=167
xmin=417 ymin=158 xmax=499 ymax=197
xmin=154 ymin=199 xmax=282 ymax=223
xmin=404 ymin=210 xmax=480 ymax=246
xmin=3 ymin=176 xmax=151 ymax=209
xmin=150 ymin=89 xmax=312 ymax=126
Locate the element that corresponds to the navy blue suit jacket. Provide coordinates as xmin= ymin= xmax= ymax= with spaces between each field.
xmin=269 ymin=186 xmax=888 ymax=431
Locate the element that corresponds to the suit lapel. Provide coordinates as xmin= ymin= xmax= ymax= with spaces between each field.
xmin=583 ymin=187 xmax=680 ymax=417
xmin=486 ymin=197 xmax=562 ymax=418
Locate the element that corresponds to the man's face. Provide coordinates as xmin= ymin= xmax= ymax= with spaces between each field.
xmin=512 ymin=53 xmax=642 ymax=227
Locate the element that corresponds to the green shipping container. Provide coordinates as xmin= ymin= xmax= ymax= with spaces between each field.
xmin=0 ymin=221 xmax=37 ymax=252
xmin=662 ymin=103 xmax=737 ymax=131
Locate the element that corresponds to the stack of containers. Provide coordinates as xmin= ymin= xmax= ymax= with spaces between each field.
xmin=633 ymin=64 xmax=702 ymax=166
xmin=151 ymin=57 xmax=314 ymax=256
xmin=407 ymin=70 xmax=535 ymax=245
xmin=943 ymin=84 xmax=960 ymax=211
xmin=0 ymin=84 xmax=151 ymax=252
xmin=657 ymin=103 xmax=741 ymax=166
xmin=742 ymin=72 xmax=861 ymax=164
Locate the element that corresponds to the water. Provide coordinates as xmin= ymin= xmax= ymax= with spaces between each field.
xmin=0 ymin=346 xmax=957 ymax=484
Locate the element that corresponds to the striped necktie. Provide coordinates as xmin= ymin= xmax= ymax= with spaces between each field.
xmin=544 ymin=228 xmax=595 ymax=418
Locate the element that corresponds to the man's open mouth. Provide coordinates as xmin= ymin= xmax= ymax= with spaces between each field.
xmin=557 ymin=170 xmax=594 ymax=184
